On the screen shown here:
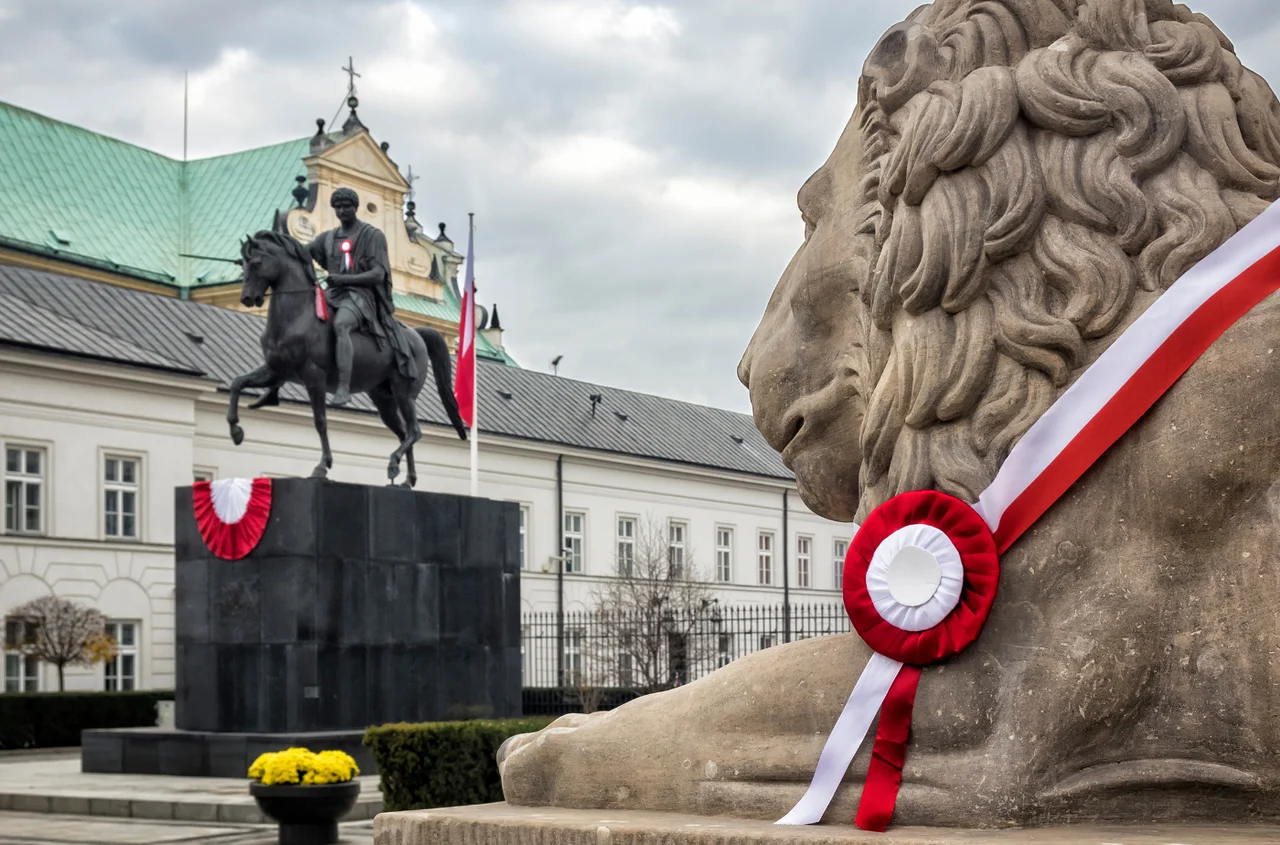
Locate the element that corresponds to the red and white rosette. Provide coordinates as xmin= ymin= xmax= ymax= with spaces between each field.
xmin=779 ymin=199 xmax=1280 ymax=831
xmin=192 ymin=478 xmax=273 ymax=561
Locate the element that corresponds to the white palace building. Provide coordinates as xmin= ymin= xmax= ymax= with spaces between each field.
xmin=0 ymin=96 xmax=851 ymax=695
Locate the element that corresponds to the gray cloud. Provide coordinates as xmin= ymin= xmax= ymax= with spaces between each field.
xmin=3 ymin=0 xmax=1280 ymax=413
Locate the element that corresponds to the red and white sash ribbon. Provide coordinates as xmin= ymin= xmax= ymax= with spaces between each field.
xmin=779 ymin=199 xmax=1280 ymax=830
xmin=193 ymin=478 xmax=273 ymax=561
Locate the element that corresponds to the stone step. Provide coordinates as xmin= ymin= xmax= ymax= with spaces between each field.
xmin=0 ymin=754 xmax=380 ymax=825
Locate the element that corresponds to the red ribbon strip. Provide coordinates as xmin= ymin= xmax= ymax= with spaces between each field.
xmin=993 ymin=242 xmax=1280 ymax=553
xmin=315 ymin=286 xmax=329 ymax=321
xmin=855 ymin=664 xmax=922 ymax=832
xmin=847 ymin=238 xmax=1280 ymax=831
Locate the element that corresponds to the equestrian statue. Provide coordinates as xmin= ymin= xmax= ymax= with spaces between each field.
xmin=224 ymin=187 xmax=467 ymax=487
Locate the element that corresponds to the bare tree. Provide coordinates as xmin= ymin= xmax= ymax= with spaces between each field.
xmin=7 ymin=596 xmax=113 ymax=691
xmin=584 ymin=515 xmax=718 ymax=693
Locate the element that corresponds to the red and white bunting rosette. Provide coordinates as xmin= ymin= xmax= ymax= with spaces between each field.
xmin=779 ymin=199 xmax=1280 ymax=831
xmin=341 ymin=238 xmax=352 ymax=271
xmin=192 ymin=478 xmax=273 ymax=561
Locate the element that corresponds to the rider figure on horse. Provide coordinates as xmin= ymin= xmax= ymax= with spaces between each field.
xmin=305 ymin=186 xmax=417 ymax=404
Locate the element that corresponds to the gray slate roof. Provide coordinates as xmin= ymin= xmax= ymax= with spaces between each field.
xmin=0 ymin=265 xmax=792 ymax=480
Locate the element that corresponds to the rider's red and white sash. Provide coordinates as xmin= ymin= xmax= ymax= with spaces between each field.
xmin=193 ymin=478 xmax=273 ymax=561
xmin=779 ymin=200 xmax=1280 ymax=831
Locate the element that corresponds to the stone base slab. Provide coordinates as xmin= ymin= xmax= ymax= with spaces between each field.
xmin=0 ymin=751 xmax=380 ymax=824
xmin=82 ymin=726 xmax=374 ymax=778
xmin=372 ymin=803 xmax=1280 ymax=845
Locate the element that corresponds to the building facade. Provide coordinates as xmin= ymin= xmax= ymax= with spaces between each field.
xmin=0 ymin=96 xmax=853 ymax=696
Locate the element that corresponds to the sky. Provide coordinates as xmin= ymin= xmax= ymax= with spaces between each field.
xmin=2 ymin=1 xmax=1280 ymax=414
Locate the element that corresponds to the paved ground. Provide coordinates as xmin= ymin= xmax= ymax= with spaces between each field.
xmin=0 ymin=750 xmax=380 ymax=824
xmin=0 ymin=749 xmax=378 ymax=843
xmin=0 ymin=811 xmax=374 ymax=844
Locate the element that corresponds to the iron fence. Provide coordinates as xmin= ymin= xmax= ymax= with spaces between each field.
xmin=521 ymin=603 xmax=850 ymax=693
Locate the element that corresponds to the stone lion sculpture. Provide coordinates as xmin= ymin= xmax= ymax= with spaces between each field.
xmin=500 ymin=0 xmax=1280 ymax=827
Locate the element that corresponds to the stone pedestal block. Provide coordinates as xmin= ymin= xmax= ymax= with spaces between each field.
xmin=371 ymin=804 xmax=1280 ymax=845
xmin=83 ymin=478 xmax=520 ymax=776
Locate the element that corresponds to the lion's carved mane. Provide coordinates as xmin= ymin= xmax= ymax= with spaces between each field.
xmin=855 ymin=0 xmax=1280 ymax=522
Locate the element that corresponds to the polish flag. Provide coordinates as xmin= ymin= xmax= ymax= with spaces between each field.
xmin=453 ymin=216 xmax=476 ymax=428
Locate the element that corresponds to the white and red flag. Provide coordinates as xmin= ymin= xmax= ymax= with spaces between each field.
xmin=454 ymin=216 xmax=476 ymax=429
xmin=453 ymin=214 xmax=480 ymax=496
xmin=780 ymin=200 xmax=1280 ymax=831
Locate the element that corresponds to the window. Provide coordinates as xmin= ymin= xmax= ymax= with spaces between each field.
xmin=757 ymin=531 xmax=774 ymax=585
xmin=3 ymin=654 xmax=39 ymax=693
xmin=834 ymin=539 xmax=849 ymax=590
xmin=104 ymin=456 xmax=140 ymax=539
xmin=667 ymin=632 xmax=688 ymax=686
xmin=4 ymin=446 xmax=45 ymax=534
xmin=759 ymin=634 xmax=776 ymax=651
xmin=563 ymin=627 xmax=583 ymax=685
xmin=668 ymin=520 xmax=687 ymax=579
xmin=563 ymin=511 xmax=584 ymax=573
xmin=518 ymin=505 xmax=530 ymax=570
xmin=715 ymin=527 xmax=733 ymax=583
xmin=617 ymin=516 xmax=636 ymax=576
xmin=193 ymin=469 xmax=214 ymax=483
xmin=796 ymin=536 xmax=812 ymax=588
xmin=717 ymin=633 xmax=733 ymax=668
xmin=4 ymin=617 xmax=37 ymax=650
xmin=104 ymin=621 xmax=138 ymax=691
xmin=618 ymin=632 xmax=634 ymax=687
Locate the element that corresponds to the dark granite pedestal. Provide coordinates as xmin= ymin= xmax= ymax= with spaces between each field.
xmin=82 ymin=478 xmax=521 ymax=776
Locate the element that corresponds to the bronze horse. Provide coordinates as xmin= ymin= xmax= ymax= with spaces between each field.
xmin=225 ymin=231 xmax=467 ymax=486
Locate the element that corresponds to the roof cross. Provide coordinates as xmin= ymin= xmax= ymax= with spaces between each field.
xmin=406 ymin=165 xmax=421 ymax=202
xmin=341 ymin=57 xmax=360 ymax=96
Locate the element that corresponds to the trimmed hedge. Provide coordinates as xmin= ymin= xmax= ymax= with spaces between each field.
xmin=0 ymin=690 xmax=173 ymax=750
xmin=364 ymin=718 xmax=552 ymax=811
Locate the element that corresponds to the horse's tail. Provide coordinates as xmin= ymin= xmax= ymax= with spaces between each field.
xmin=416 ymin=326 xmax=469 ymax=441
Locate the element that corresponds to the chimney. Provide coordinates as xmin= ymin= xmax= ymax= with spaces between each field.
xmin=480 ymin=303 xmax=504 ymax=352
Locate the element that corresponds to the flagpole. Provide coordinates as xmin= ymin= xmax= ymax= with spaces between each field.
xmin=468 ymin=213 xmax=478 ymax=498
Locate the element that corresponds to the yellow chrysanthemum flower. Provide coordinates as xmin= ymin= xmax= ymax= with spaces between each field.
xmin=247 ymin=747 xmax=358 ymax=785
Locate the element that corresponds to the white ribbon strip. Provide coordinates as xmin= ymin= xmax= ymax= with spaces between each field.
xmin=974 ymin=199 xmax=1280 ymax=533
xmin=210 ymin=477 xmax=254 ymax=524
xmin=777 ymin=652 xmax=903 ymax=825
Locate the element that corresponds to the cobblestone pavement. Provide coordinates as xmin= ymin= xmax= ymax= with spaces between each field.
xmin=0 ymin=811 xmax=375 ymax=844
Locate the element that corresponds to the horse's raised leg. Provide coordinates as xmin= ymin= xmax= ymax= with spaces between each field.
xmin=248 ymin=386 xmax=280 ymax=410
xmin=227 ymin=365 xmax=278 ymax=446
xmin=304 ymin=370 xmax=333 ymax=478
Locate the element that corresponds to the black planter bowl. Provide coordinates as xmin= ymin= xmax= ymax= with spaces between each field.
xmin=249 ymin=780 xmax=361 ymax=845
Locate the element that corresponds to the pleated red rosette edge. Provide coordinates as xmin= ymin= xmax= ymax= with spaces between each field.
xmin=192 ymin=478 xmax=273 ymax=561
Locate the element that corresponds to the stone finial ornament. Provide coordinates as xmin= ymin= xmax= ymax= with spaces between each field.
xmin=499 ymin=0 xmax=1280 ymax=827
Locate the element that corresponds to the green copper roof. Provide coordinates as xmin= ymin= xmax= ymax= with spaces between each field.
xmin=0 ymin=100 xmax=309 ymax=286
xmin=0 ymin=99 xmax=518 ymax=367
xmin=183 ymin=138 xmax=311 ymax=286
xmin=0 ymin=103 xmax=181 ymax=283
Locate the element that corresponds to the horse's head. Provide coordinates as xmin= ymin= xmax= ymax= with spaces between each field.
xmin=238 ymin=234 xmax=287 ymax=309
